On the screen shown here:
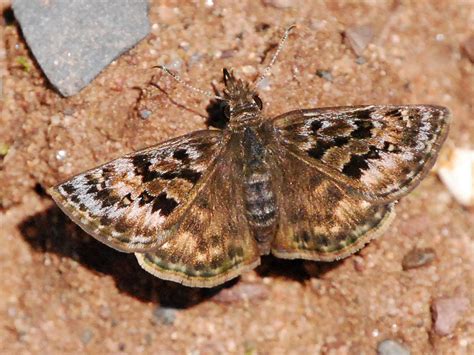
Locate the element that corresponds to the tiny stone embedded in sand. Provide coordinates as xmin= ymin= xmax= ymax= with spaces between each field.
xmin=437 ymin=147 xmax=474 ymax=207
xmin=402 ymin=248 xmax=436 ymax=270
xmin=344 ymin=24 xmax=374 ymax=56
xmin=431 ymin=296 xmax=470 ymax=336
xmin=377 ymin=339 xmax=411 ymax=355
xmin=211 ymin=282 xmax=269 ymax=304
xmin=461 ymin=35 xmax=474 ymax=63
xmin=152 ymin=306 xmax=177 ymax=326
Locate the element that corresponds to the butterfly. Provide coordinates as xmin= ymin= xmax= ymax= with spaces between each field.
xmin=49 ymin=28 xmax=450 ymax=288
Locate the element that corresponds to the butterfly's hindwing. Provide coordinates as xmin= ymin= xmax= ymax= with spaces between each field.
xmin=136 ymin=136 xmax=261 ymax=287
xmin=273 ymin=105 xmax=450 ymax=203
xmin=49 ymin=130 xmax=224 ymax=252
xmin=269 ymin=146 xmax=395 ymax=260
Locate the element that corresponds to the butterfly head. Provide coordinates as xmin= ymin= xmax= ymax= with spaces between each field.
xmin=222 ymin=68 xmax=263 ymax=120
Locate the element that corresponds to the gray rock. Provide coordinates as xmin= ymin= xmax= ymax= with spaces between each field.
xmin=377 ymin=339 xmax=411 ymax=355
xmin=13 ymin=0 xmax=149 ymax=96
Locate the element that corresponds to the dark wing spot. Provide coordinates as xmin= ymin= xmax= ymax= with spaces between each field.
xmin=341 ymin=146 xmax=381 ymax=178
xmin=351 ymin=120 xmax=374 ymax=139
xmin=310 ymin=120 xmax=323 ymax=134
xmin=132 ymin=154 xmax=160 ymax=183
xmin=334 ymin=136 xmax=350 ymax=147
xmin=61 ymin=183 xmax=76 ymax=195
xmin=151 ymin=192 xmax=178 ymax=216
xmin=96 ymin=190 xmax=121 ymax=208
xmin=172 ymin=148 xmax=190 ymax=163
xmin=307 ymin=141 xmax=332 ymax=160
xmin=365 ymin=146 xmax=381 ymax=160
xmin=342 ymin=154 xmax=369 ymax=179
xmin=177 ymin=169 xmax=202 ymax=184
xmin=84 ymin=175 xmax=97 ymax=186
xmin=352 ymin=108 xmax=373 ymax=120
xmin=86 ymin=185 xmax=99 ymax=194
xmin=386 ymin=109 xmax=403 ymax=119
xmin=160 ymin=169 xmax=202 ymax=184
xmin=307 ymin=136 xmax=349 ymax=160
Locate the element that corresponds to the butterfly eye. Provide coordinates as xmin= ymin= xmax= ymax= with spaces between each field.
xmin=253 ymin=94 xmax=263 ymax=110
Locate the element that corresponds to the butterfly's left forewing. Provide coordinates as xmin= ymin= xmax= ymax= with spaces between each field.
xmin=273 ymin=105 xmax=450 ymax=203
xmin=49 ymin=130 xmax=224 ymax=252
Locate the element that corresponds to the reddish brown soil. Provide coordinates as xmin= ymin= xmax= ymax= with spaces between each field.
xmin=1 ymin=1 xmax=473 ymax=353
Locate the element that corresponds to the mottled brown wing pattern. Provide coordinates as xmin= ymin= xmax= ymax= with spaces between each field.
xmin=49 ymin=130 xmax=224 ymax=252
xmin=269 ymin=146 xmax=395 ymax=260
xmin=136 ymin=137 xmax=261 ymax=287
xmin=273 ymin=105 xmax=450 ymax=203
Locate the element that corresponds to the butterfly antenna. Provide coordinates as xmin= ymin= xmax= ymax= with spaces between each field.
xmin=254 ymin=24 xmax=296 ymax=88
xmin=155 ymin=65 xmax=228 ymax=101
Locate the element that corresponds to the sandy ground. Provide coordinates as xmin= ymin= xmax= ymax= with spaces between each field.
xmin=1 ymin=1 xmax=473 ymax=354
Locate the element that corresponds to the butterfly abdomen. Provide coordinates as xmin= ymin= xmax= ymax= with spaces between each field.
xmin=242 ymin=127 xmax=278 ymax=254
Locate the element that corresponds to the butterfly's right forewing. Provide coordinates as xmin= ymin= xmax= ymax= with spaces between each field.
xmin=49 ymin=130 xmax=224 ymax=252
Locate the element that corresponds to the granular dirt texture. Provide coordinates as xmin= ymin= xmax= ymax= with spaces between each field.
xmin=1 ymin=1 xmax=473 ymax=354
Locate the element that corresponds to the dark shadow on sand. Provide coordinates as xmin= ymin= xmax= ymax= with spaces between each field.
xmin=18 ymin=204 xmax=340 ymax=308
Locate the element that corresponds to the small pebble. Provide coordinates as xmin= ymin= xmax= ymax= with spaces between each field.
xmin=241 ymin=65 xmax=257 ymax=75
xmin=262 ymin=0 xmax=294 ymax=9
xmin=316 ymin=69 xmax=333 ymax=82
xmin=220 ymin=49 xmax=236 ymax=59
xmin=377 ymin=339 xmax=411 ymax=355
xmin=437 ymin=147 xmax=474 ymax=207
xmin=80 ymin=328 xmax=94 ymax=345
xmin=355 ymin=56 xmax=366 ymax=65
xmin=189 ymin=52 xmax=204 ymax=66
xmin=431 ymin=296 xmax=470 ymax=336
xmin=402 ymin=247 xmax=436 ymax=270
xmin=63 ymin=107 xmax=75 ymax=116
xmin=55 ymin=150 xmax=67 ymax=161
xmin=139 ymin=109 xmax=152 ymax=120
xmin=462 ymin=35 xmax=474 ymax=63
xmin=152 ymin=307 xmax=177 ymax=326
xmin=212 ymin=283 xmax=269 ymax=303
xmin=0 ymin=142 xmax=10 ymax=157
xmin=255 ymin=23 xmax=271 ymax=32
xmin=256 ymin=76 xmax=270 ymax=91
xmin=344 ymin=24 xmax=374 ymax=56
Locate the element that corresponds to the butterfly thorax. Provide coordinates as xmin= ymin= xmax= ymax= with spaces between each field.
xmin=223 ymin=69 xmax=263 ymax=127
